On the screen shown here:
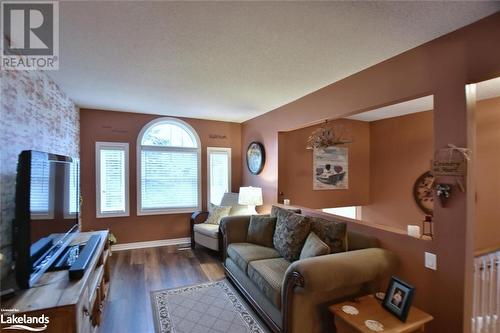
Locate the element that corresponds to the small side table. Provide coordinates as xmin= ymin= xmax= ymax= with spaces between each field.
xmin=329 ymin=295 xmax=433 ymax=333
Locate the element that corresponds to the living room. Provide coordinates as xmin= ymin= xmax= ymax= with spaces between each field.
xmin=0 ymin=2 xmax=499 ymax=333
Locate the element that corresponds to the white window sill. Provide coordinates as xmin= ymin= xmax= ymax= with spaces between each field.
xmin=96 ymin=212 xmax=129 ymax=218
xmin=137 ymin=207 xmax=200 ymax=216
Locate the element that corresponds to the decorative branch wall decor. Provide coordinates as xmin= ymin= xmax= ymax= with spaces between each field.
xmin=306 ymin=121 xmax=352 ymax=150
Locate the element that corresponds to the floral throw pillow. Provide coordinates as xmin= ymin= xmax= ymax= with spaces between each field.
xmin=310 ymin=216 xmax=347 ymax=253
xmin=270 ymin=206 xmax=301 ymax=218
xmin=273 ymin=209 xmax=311 ymax=261
xmin=206 ymin=205 xmax=231 ymax=225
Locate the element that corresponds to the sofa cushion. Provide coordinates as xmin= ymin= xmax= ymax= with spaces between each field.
xmin=247 ymin=215 xmax=277 ymax=247
xmin=273 ymin=209 xmax=311 ymax=261
xmin=299 ymin=232 xmax=330 ymax=260
xmin=227 ymin=243 xmax=280 ymax=272
xmin=248 ymin=258 xmax=290 ymax=308
xmin=310 ymin=216 xmax=347 ymax=254
xmin=193 ymin=223 xmax=219 ymax=238
xmin=206 ymin=205 xmax=231 ymax=225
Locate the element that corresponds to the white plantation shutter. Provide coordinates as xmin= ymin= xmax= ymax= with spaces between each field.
xmin=208 ymin=148 xmax=231 ymax=206
xmin=96 ymin=142 xmax=129 ymax=217
xmin=141 ymin=150 xmax=198 ymax=209
xmin=68 ymin=161 xmax=79 ymax=215
xmin=30 ymin=158 xmax=53 ymax=217
xmin=138 ymin=118 xmax=201 ymax=215
xmin=100 ymin=150 xmax=125 ymax=212
xmin=64 ymin=160 xmax=79 ymax=218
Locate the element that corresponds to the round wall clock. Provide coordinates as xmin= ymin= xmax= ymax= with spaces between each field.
xmin=246 ymin=142 xmax=265 ymax=175
xmin=413 ymin=171 xmax=434 ymax=215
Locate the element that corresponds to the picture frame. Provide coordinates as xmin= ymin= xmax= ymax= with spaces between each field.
xmin=312 ymin=146 xmax=348 ymax=190
xmin=382 ymin=276 xmax=415 ymax=322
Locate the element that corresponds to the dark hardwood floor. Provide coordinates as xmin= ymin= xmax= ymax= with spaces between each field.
xmin=99 ymin=245 xmax=225 ymax=333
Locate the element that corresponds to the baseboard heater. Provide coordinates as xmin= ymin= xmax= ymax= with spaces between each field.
xmin=68 ymin=235 xmax=101 ymax=280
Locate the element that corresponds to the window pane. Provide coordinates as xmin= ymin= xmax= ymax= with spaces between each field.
xmin=30 ymin=158 xmax=51 ymax=215
xmin=100 ymin=149 xmax=126 ymax=213
xmin=141 ymin=150 xmax=198 ymax=210
xmin=141 ymin=123 xmax=196 ymax=147
xmin=209 ymin=151 xmax=230 ymax=206
xmin=68 ymin=161 xmax=79 ymax=215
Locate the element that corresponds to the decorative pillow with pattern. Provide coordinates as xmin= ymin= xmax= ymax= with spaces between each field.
xmin=299 ymin=232 xmax=330 ymax=260
xmin=205 ymin=205 xmax=231 ymax=225
xmin=273 ymin=209 xmax=311 ymax=261
xmin=310 ymin=216 xmax=347 ymax=253
xmin=270 ymin=206 xmax=301 ymax=218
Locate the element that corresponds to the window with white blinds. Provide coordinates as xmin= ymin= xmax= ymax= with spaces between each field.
xmin=68 ymin=161 xmax=79 ymax=215
xmin=96 ymin=142 xmax=129 ymax=218
xmin=64 ymin=160 xmax=80 ymax=218
xmin=30 ymin=158 xmax=54 ymax=219
xmin=207 ymin=147 xmax=231 ymax=206
xmin=138 ymin=118 xmax=201 ymax=215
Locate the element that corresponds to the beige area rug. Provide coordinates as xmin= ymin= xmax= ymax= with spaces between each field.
xmin=151 ymin=280 xmax=269 ymax=333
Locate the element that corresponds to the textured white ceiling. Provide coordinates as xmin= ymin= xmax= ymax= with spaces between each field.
xmin=49 ymin=1 xmax=500 ymax=123
xmin=347 ymin=77 xmax=500 ymax=122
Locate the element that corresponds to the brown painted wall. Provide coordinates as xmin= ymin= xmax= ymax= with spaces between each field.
xmin=362 ymin=111 xmax=434 ymax=230
xmin=475 ymin=97 xmax=500 ymax=251
xmin=359 ymin=98 xmax=499 ymax=251
xmin=80 ymin=109 xmax=241 ymax=244
xmin=277 ymin=119 xmax=370 ymax=208
xmin=241 ymin=13 xmax=500 ymax=333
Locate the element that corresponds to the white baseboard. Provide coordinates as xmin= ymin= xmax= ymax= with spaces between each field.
xmin=111 ymin=237 xmax=191 ymax=251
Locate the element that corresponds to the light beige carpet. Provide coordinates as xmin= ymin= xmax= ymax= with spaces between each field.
xmin=151 ymin=280 xmax=269 ymax=333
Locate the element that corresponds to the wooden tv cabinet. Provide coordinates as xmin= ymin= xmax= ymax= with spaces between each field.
xmin=2 ymin=230 xmax=110 ymax=333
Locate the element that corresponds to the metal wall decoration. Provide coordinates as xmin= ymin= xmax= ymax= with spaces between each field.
xmin=246 ymin=142 xmax=265 ymax=175
xmin=413 ymin=171 xmax=434 ymax=215
xmin=209 ymin=134 xmax=227 ymax=139
xmin=435 ymin=183 xmax=452 ymax=207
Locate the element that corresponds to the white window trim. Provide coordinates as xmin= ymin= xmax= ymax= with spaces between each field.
xmin=207 ymin=147 xmax=232 ymax=207
xmin=137 ymin=117 xmax=201 ymax=216
xmin=96 ymin=141 xmax=130 ymax=218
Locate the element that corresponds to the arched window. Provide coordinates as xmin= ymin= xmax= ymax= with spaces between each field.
xmin=137 ymin=118 xmax=201 ymax=215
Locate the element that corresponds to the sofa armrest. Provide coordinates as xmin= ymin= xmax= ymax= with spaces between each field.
xmin=190 ymin=211 xmax=209 ymax=248
xmin=285 ymin=248 xmax=398 ymax=293
xmin=191 ymin=211 xmax=209 ymax=224
xmin=219 ymin=215 xmax=251 ymax=260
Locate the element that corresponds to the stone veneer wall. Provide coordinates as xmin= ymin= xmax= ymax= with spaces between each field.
xmin=0 ymin=70 xmax=78 ymax=280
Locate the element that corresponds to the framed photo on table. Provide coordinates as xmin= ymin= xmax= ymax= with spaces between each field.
xmin=382 ymin=276 xmax=415 ymax=322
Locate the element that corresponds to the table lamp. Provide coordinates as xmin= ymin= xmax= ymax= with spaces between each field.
xmin=238 ymin=186 xmax=263 ymax=215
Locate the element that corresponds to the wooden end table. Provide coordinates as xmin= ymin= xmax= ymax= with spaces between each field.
xmin=329 ymin=295 xmax=433 ymax=333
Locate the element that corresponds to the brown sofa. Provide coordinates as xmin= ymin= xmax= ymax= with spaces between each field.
xmin=220 ymin=211 xmax=398 ymax=333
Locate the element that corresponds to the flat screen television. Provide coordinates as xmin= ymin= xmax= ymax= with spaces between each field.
xmin=14 ymin=150 xmax=80 ymax=288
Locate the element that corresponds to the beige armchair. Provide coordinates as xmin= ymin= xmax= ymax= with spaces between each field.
xmin=190 ymin=192 xmax=249 ymax=251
